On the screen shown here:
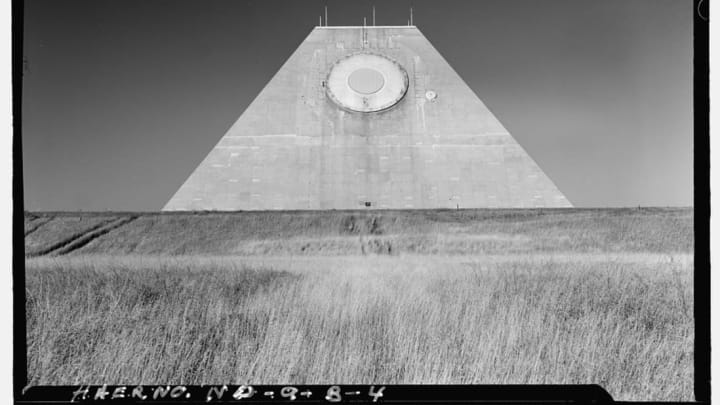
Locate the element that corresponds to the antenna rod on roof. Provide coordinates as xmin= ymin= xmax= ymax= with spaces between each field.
xmin=363 ymin=17 xmax=366 ymax=27
xmin=373 ymin=6 xmax=376 ymax=26
xmin=319 ymin=15 xmax=322 ymax=26
xmin=325 ymin=6 xmax=328 ymax=26
xmin=410 ymin=7 xmax=413 ymax=25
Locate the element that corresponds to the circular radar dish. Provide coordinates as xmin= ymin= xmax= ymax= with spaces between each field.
xmin=348 ymin=68 xmax=385 ymax=94
xmin=326 ymin=53 xmax=409 ymax=113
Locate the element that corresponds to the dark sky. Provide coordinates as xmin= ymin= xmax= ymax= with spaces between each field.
xmin=22 ymin=0 xmax=693 ymax=211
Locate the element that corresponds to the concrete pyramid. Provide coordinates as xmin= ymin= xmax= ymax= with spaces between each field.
xmin=164 ymin=26 xmax=572 ymax=210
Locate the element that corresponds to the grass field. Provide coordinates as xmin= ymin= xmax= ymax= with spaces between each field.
xmin=24 ymin=208 xmax=694 ymax=401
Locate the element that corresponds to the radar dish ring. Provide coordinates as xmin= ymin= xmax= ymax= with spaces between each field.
xmin=325 ymin=52 xmax=409 ymax=113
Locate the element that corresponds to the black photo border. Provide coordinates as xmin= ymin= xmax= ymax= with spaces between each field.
xmin=11 ymin=0 xmax=710 ymax=403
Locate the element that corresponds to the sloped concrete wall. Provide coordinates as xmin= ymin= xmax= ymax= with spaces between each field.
xmin=164 ymin=27 xmax=571 ymax=210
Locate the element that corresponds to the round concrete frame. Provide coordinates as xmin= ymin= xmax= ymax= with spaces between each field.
xmin=325 ymin=52 xmax=409 ymax=113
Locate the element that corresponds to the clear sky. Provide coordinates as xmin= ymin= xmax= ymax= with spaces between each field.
xmin=21 ymin=0 xmax=693 ymax=211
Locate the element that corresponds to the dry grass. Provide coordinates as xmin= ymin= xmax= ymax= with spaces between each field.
xmin=26 ymin=252 xmax=693 ymax=401
xmin=24 ymin=208 xmax=693 ymax=256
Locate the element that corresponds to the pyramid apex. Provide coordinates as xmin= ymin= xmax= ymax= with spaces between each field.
xmin=314 ymin=25 xmax=418 ymax=29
